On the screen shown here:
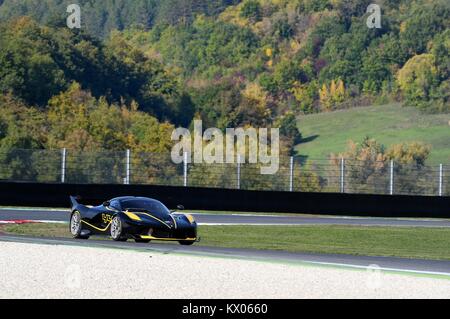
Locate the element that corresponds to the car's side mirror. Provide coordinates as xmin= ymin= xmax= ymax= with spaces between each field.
xmin=103 ymin=201 xmax=110 ymax=207
xmin=177 ymin=205 xmax=185 ymax=211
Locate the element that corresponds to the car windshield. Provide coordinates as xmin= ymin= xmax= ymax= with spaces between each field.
xmin=120 ymin=199 xmax=170 ymax=218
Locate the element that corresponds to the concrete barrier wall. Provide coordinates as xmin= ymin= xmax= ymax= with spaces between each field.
xmin=0 ymin=182 xmax=448 ymax=218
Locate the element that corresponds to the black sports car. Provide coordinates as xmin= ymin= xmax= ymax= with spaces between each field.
xmin=69 ymin=196 xmax=197 ymax=245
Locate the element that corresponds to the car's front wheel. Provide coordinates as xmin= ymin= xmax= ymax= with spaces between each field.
xmin=70 ymin=211 xmax=89 ymax=240
xmin=110 ymin=216 xmax=127 ymax=242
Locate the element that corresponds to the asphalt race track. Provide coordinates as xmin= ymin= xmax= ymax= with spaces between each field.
xmin=0 ymin=234 xmax=449 ymax=276
xmin=1 ymin=207 xmax=450 ymax=276
xmin=1 ymin=208 xmax=450 ymax=227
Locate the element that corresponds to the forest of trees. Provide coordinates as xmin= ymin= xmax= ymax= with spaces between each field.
xmin=0 ymin=0 xmax=240 ymax=37
xmin=0 ymin=0 xmax=448 ymax=162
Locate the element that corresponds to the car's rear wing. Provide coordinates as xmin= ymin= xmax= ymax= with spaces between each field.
xmin=70 ymin=195 xmax=81 ymax=209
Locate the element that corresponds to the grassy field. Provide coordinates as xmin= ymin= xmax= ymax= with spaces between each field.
xmin=2 ymin=223 xmax=450 ymax=261
xmin=296 ymin=104 xmax=450 ymax=165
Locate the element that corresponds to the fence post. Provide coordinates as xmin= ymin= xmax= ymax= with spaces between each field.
xmin=125 ymin=149 xmax=131 ymax=185
xmin=340 ymin=158 xmax=345 ymax=193
xmin=439 ymin=164 xmax=443 ymax=196
xmin=237 ymin=155 xmax=241 ymax=190
xmin=183 ymin=152 xmax=188 ymax=187
xmin=390 ymin=160 xmax=394 ymax=195
xmin=289 ymin=156 xmax=294 ymax=192
xmin=61 ymin=148 xmax=66 ymax=183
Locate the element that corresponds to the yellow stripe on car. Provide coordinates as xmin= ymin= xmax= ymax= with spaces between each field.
xmin=185 ymin=214 xmax=196 ymax=224
xmin=125 ymin=211 xmax=141 ymax=221
xmin=81 ymin=220 xmax=112 ymax=232
xmin=140 ymin=213 xmax=171 ymax=229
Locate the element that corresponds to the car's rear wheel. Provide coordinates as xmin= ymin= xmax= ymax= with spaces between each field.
xmin=111 ymin=216 xmax=127 ymax=242
xmin=70 ymin=211 xmax=89 ymax=240
xmin=179 ymin=240 xmax=195 ymax=246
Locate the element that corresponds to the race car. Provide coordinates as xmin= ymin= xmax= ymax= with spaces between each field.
xmin=69 ymin=196 xmax=197 ymax=245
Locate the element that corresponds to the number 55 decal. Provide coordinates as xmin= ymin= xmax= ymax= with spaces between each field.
xmin=102 ymin=214 xmax=113 ymax=224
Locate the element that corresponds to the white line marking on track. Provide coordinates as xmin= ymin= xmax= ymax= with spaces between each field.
xmin=34 ymin=220 xmax=68 ymax=224
xmin=197 ymin=223 xmax=450 ymax=228
xmin=0 ymin=207 xmax=68 ymax=212
xmin=198 ymin=223 xmax=304 ymax=226
xmin=0 ymin=220 xmax=67 ymax=224
xmin=306 ymin=260 xmax=450 ymax=277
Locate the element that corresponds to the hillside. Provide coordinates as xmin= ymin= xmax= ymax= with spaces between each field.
xmin=296 ymin=104 xmax=450 ymax=165
xmin=0 ymin=0 xmax=238 ymax=38
xmin=0 ymin=0 xmax=448 ymax=163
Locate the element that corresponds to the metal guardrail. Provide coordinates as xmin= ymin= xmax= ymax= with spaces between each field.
xmin=0 ymin=149 xmax=448 ymax=197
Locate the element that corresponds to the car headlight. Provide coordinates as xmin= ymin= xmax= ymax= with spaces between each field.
xmin=185 ymin=214 xmax=196 ymax=224
xmin=125 ymin=212 xmax=141 ymax=221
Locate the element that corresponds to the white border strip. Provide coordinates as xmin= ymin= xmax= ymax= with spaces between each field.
xmin=307 ymin=260 xmax=450 ymax=277
xmin=0 ymin=220 xmax=67 ymax=225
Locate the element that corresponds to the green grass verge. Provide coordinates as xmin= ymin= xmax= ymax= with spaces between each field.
xmin=200 ymin=225 xmax=450 ymax=261
xmin=1 ymin=223 xmax=71 ymax=238
xmin=2 ymin=223 xmax=450 ymax=261
xmin=296 ymin=104 xmax=450 ymax=165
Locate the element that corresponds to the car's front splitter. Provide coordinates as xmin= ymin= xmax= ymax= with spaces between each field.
xmin=138 ymin=235 xmax=198 ymax=242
